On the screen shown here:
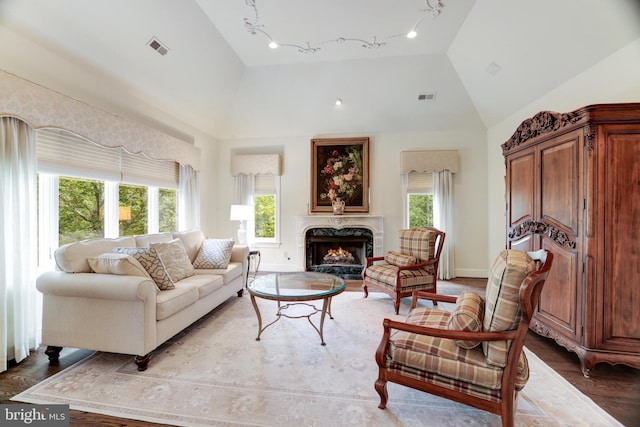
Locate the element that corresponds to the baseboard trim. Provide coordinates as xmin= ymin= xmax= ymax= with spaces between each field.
xmin=454 ymin=268 xmax=488 ymax=278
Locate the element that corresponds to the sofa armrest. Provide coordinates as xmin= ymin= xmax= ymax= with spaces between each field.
xmin=36 ymin=271 xmax=158 ymax=302
xmin=231 ymin=244 xmax=250 ymax=277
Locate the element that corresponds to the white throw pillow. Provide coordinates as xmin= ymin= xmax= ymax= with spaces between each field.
xmin=88 ymin=253 xmax=150 ymax=277
xmin=193 ymin=239 xmax=235 ymax=269
xmin=149 ymin=239 xmax=196 ymax=283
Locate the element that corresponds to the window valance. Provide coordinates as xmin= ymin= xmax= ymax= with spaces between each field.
xmin=232 ymin=154 xmax=281 ymax=176
xmin=0 ymin=71 xmax=201 ymax=170
xmin=400 ymin=150 xmax=459 ymax=174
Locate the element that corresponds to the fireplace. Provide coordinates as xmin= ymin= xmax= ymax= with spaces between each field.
xmin=305 ymin=227 xmax=373 ymax=279
xmin=295 ymin=215 xmax=384 ymax=280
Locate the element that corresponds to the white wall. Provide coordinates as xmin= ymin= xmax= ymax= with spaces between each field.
xmin=216 ymin=129 xmax=488 ymax=276
xmin=486 ymin=38 xmax=640 ymax=264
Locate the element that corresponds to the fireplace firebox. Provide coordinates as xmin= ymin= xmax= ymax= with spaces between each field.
xmin=305 ymin=227 xmax=373 ymax=280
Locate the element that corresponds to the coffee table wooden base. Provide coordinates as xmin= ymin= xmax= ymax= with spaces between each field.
xmin=249 ymin=295 xmax=335 ymax=345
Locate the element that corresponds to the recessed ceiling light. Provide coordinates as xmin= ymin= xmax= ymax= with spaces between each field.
xmin=335 ymin=98 xmax=343 ymax=106
xmin=407 ymin=30 xmax=417 ymax=39
xmin=268 ymin=41 xmax=278 ymax=49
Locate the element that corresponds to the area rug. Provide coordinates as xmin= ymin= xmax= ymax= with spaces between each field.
xmin=13 ymin=292 xmax=622 ymax=427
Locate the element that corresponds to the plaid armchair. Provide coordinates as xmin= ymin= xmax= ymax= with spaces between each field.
xmin=374 ymin=249 xmax=554 ymax=427
xmin=362 ymin=227 xmax=445 ymax=314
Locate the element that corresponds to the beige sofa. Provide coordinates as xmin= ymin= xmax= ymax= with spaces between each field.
xmin=36 ymin=229 xmax=248 ymax=371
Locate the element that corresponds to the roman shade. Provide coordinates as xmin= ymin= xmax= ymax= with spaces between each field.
xmin=401 ymin=150 xmax=459 ymax=174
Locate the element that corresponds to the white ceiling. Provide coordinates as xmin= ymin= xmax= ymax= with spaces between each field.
xmin=1 ymin=0 xmax=639 ymax=140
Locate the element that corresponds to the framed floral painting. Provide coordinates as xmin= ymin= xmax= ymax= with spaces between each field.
xmin=310 ymin=137 xmax=369 ymax=213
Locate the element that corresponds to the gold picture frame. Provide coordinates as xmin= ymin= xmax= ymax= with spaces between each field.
xmin=310 ymin=137 xmax=369 ymax=213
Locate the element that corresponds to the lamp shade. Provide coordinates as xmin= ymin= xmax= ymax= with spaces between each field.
xmin=229 ymin=204 xmax=254 ymax=221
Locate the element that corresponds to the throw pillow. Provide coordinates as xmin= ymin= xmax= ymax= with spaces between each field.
xmin=193 ymin=239 xmax=235 ymax=269
xmin=447 ymin=291 xmax=484 ymax=349
xmin=149 ymin=239 xmax=195 ymax=282
xmin=113 ymin=247 xmax=175 ymax=290
xmin=384 ymin=251 xmax=418 ymax=267
xmin=483 ymin=249 xmax=536 ymax=367
xmin=88 ymin=253 xmax=150 ymax=278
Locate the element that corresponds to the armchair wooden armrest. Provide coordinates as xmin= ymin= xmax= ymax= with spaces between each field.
xmin=364 ymin=256 xmax=385 ymax=266
xmin=375 ymin=317 xmax=517 ymax=367
xmin=411 ymin=290 xmax=457 ymax=308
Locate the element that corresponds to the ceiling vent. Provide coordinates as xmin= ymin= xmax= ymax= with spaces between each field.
xmin=147 ymin=37 xmax=169 ymax=56
xmin=418 ymin=93 xmax=436 ymax=101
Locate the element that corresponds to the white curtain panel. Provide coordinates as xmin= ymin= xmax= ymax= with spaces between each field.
xmin=0 ymin=117 xmax=41 ymax=372
xmin=433 ymin=169 xmax=455 ymax=279
xmin=178 ymin=164 xmax=200 ymax=231
xmin=233 ymin=173 xmax=256 ymax=246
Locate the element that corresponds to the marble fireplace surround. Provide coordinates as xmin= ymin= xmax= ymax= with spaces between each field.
xmin=295 ymin=215 xmax=384 ymax=272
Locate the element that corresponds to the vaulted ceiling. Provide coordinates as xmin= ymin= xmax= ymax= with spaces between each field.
xmin=1 ymin=0 xmax=639 ymax=140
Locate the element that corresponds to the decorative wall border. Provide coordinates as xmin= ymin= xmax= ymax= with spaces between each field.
xmin=0 ymin=70 xmax=201 ymax=170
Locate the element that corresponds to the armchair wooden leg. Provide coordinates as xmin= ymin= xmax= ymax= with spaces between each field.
xmin=375 ymin=376 xmax=388 ymax=409
xmin=394 ymin=296 xmax=401 ymax=315
xmin=363 ymin=284 xmax=369 ymax=298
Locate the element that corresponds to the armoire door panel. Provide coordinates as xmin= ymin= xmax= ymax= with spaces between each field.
xmin=506 ymin=150 xmax=535 ymax=227
xmin=536 ymin=241 xmax=579 ymax=338
xmin=539 ymin=135 xmax=579 ymax=234
xmin=600 ymin=129 xmax=640 ymax=351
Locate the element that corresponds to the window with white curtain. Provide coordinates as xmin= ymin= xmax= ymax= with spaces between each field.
xmin=232 ymin=153 xmax=282 ymax=248
xmin=254 ymin=173 xmax=281 ymax=246
xmin=36 ymin=128 xmax=179 ymax=269
xmin=406 ymin=172 xmax=434 ymax=228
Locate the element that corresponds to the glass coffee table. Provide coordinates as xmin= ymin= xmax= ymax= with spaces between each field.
xmin=247 ymin=272 xmax=345 ymax=345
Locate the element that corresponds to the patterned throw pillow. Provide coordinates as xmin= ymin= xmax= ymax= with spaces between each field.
xmin=149 ymin=239 xmax=195 ymax=282
xmin=193 ymin=239 xmax=235 ymax=269
xmin=113 ymin=247 xmax=175 ymax=290
xmin=483 ymin=250 xmax=536 ymax=367
xmin=87 ymin=253 xmax=150 ymax=278
xmin=447 ymin=291 xmax=484 ymax=349
xmin=384 ymin=251 xmax=418 ymax=267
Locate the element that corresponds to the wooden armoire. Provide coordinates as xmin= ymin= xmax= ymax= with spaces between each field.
xmin=502 ymin=103 xmax=640 ymax=377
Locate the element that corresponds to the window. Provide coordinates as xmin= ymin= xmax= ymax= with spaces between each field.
xmin=119 ymin=183 xmax=147 ymax=236
xmin=59 ymin=176 xmax=105 ymax=245
xmin=36 ymin=128 xmax=179 ymax=268
xmin=406 ymin=172 xmax=433 ymax=228
xmin=253 ymin=174 xmax=280 ymax=246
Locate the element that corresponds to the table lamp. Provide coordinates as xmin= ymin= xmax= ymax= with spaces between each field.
xmin=229 ymin=204 xmax=254 ymax=245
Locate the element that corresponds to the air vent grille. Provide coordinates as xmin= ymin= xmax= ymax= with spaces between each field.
xmin=418 ymin=93 xmax=436 ymax=101
xmin=147 ymin=37 xmax=169 ymax=56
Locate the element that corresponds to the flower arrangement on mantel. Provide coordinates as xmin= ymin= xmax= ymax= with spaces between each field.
xmin=319 ymin=146 xmax=364 ymax=205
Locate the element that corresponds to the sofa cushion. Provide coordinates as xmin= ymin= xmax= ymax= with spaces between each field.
xmin=149 ymin=239 xmax=195 ymax=282
xmin=483 ymin=250 xmax=536 ymax=367
xmin=193 ymin=261 xmax=243 ymax=285
xmin=173 ymin=229 xmax=206 ymax=263
xmin=54 ymin=236 xmax=136 ymax=273
xmin=177 ymin=274 xmax=224 ymax=299
xmin=193 ymin=239 xmax=234 ymax=269
xmin=448 ymin=291 xmax=484 ymax=349
xmin=384 ymin=251 xmax=418 ymax=267
xmin=155 ymin=284 xmax=199 ymax=320
xmin=87 ymin=253 xmax=150 ymax=278
xmin=134 ymin=232 xmax=174 ymax=247
xmin=113 ymin=247 xmax=175 ymax=291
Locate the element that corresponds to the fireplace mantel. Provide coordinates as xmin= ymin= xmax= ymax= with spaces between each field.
xmin=295 ymin=215 xmax=383 ymax=271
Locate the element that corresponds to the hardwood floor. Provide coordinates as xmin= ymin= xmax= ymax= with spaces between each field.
xmin=2 ymin=278 xmax=639 ymax=426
